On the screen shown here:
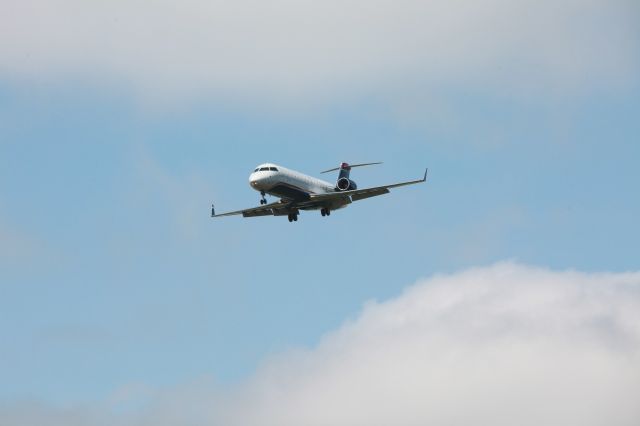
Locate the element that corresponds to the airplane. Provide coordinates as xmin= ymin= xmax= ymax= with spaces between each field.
xmin=211 ymin=162 xmax=428 ymax=222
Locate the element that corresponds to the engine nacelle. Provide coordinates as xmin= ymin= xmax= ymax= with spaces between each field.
xmin=336 ymin=177 xmax=357 ymax=191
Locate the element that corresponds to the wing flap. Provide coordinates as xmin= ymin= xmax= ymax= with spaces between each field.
xmin=242 ymin=208 xmax=275 ymax=217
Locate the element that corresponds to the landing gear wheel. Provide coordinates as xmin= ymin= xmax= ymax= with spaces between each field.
xmin=326 ymin=209 xmax=331 ymax=216
xmin=288 ymin=215 xmax=293 ymax=222
xmin=321 ymin=208 xmax=326 ymax=217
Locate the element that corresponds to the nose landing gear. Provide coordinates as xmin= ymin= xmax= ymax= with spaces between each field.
xmin=260 ymin=191 xmax=267 ymax=205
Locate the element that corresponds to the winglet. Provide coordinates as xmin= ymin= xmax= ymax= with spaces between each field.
xmin=211 ymin=204 xmax=215 ymax=217
xmin=423 ymin=168 xmax=428 ymax=181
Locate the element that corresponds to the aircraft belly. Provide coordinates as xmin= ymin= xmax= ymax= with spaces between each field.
xmin=266 ymin=183 xmax=310 ymax=201
xmin=297 ymin=196 xmax=351 ymax=211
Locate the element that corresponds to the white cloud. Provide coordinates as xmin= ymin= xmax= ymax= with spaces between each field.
xmin=2 ymin=262 xmax=639 ymax=425
xmin=0 ymin=0 xmax=637 ymax=105
xmin=210 ymin=262 xmax=640 ymax=426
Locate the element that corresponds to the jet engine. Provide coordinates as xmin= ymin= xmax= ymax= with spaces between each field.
xmin=336 ymin=177 xmax=357 ymax=191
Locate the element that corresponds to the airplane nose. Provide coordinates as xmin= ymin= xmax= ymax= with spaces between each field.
xmin=249 ymin=173 xmax=262 ymax=188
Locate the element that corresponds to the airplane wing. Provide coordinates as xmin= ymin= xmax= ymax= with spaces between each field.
xmin=211 ymin=200 xmax=292 ymax=218
xmin=306 ymin=168 xmax=428 ymax=204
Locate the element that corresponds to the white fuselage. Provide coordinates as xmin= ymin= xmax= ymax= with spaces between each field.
xmin=248 ymin=163 xmax=347 ymax=209
xmin=249 ymin=163 xmax=334 ymax=195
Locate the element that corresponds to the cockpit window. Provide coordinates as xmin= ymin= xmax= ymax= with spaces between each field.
xmin=254 ymin=168 xmax=259 ymax=172
xmin=269 ymin=167 xmax=278 ymax=171
xmin=259 ymin=167 xmax=268 ymax=171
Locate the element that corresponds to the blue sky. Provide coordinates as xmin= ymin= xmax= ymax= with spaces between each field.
xmin=1 ymin=1 xmax=639 ymax=423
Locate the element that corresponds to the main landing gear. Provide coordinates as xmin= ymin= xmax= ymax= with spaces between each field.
xmin=320 ymin=208 xmax=331 ymax=217
xmin=260 ymin=191 xmax=267 ymax=205
xmin=287 ymin=213 xmax=298 ymax=222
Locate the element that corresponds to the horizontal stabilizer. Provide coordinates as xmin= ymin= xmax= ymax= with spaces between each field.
xmin=321 ymin=162 xmax=382 ymax=174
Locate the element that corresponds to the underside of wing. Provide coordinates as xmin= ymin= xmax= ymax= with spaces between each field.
xmin=211 ymin=200 xmax=293 ymax=218
xmin=308 ymin=168 xmax=428 ymax=204
xmin=350 ymin=187 xmax=390 ymax=201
